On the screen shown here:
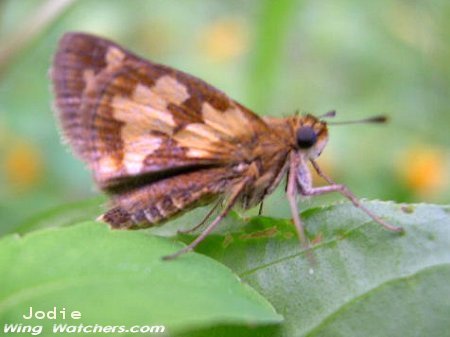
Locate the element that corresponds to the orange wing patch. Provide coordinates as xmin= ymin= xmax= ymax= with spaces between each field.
xmin=105 ymin=46 xmax=126 ymax=70
xmin=202 ymin=103 xmax=252 ymax=138
xmin=111 ymin=78 xmax=191 ymax=175
xmin=171 ymin=102 xmax=259 ymax=159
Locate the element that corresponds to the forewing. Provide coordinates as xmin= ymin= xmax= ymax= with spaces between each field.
xmin=52 ymin=32 xmax=269 ymax=188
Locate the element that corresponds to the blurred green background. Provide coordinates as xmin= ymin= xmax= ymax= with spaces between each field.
xmin=0 ymin=0 xmax=449 ymax=235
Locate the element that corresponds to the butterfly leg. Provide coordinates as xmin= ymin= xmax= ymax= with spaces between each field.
xmin=286 ymin=153 xmax=309 ymax=250
xmin=176 ymin=200 xmax=222 ymax=234
xmin=163 ymin=179 xmax=248 ymax=260
xmin=307 ymin=159 xmax=404 ymax=233
xmin=258 ymin=199 xmax=264 ymax=215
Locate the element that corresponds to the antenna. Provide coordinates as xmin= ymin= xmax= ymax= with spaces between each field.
xmin=327 ymin=115 xmax=388 ymax=125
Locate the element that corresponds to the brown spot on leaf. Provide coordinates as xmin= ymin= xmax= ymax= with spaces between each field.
xmin=239 ymin=226 xmax=278 ymax=240
xmin=311 ymin=232 xmax=323 ymax=245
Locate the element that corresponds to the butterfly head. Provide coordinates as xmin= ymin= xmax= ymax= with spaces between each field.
xmin=294 ymin=114 xmax=329 ymax=159
xmin=292 ymin=110 xmax=388 ymax=159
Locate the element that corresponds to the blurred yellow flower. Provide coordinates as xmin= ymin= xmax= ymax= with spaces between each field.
xmin=383 ymin=2 xmax=437 ymax=54
xmin=200 ymin=18 xmax=248 ymax=62
xmin=397 ymin=146 xmax=449 ymax=197
xmin=3 ymin=141 xmax=44 ymax=193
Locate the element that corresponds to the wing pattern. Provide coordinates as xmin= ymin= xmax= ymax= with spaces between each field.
xmin=52 ymin=32 xmax=271 ymax=188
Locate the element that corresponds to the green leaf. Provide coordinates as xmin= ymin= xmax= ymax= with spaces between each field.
xmin=10 ymin=196 xmax=106 ymax=235
xmin=4 ymin=201 xmax=449 ymax=336
xmin=176 ymin=201 xmax=450 ymax=337
xmin=0 ymin=223 xmax=282 ymax=334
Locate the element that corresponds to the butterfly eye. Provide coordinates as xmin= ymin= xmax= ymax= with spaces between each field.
xmin=296 ymin=126 xmax=317 ymax=149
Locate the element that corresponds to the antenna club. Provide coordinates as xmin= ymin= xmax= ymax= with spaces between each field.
xmin=371 ymin=115 xmax=388 ymax=123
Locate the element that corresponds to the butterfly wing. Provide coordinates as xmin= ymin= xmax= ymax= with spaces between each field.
xmin=52 ymin=32 xmax=270 ymax=189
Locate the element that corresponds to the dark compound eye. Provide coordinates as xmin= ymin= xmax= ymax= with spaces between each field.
xmin=296 ymin=126 xmax=317 ymax=149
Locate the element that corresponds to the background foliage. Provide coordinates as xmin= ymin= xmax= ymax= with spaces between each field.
xmin=0 ymin=0 xmax=449 ymax=233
